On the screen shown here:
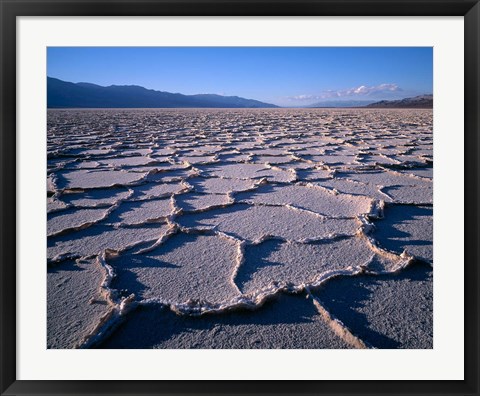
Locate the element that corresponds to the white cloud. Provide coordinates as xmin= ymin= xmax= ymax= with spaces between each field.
xmin=288 ymin=83 xmax=402 ymax=101
xmin=330 ymin=83 xmax=402 ymax=98
xmin=353 ymin=85 xmax=368 ymax=94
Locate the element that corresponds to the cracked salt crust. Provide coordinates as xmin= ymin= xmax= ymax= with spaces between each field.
xmin=46 ymin=108 xmax=433 ymax=349
xmin=238 ymin=236 xmax=406 ymax=295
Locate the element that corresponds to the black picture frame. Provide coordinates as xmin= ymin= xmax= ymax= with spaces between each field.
xmin=1 ymin=1 xmax=478 ymax=395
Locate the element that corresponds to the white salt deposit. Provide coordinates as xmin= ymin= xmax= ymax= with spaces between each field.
xmin=48 ymin=258 xmax=111 ymax=349
xmin=47 ymin=196 xmax=69 ymax=213
xmin=47 ymin=207 xmax=110 ymax=237
xmin=110 ymin=232 xmax=241 ymax=304
xmin=188 ymin=177 xmax=256 ymax=194
xmin=178 ymin=203 xmax=360 ymax=242
xmin=107 ymin=199 xmax=174 ymax=225
xmin=201 ymin=163 xmax=295 ymax=182
xmin=235 ymin=184 xmax=374 ymax=218
xmin=238 ymin=236 xmax=406 ymax=294
xmin=131 ymin=181 xmax=189 ymax=200
xmin=61 ymin=188 xmax=131 ymax=207
xmin=58 ymin=169 xmax=146 ymax=189
xmin=175 ymin=193 xmax=232 ymax=212
xmin=48 ymin=224 xmax=168 ymax=262
xmin=98 ymin=156 xmax=155 ymax=167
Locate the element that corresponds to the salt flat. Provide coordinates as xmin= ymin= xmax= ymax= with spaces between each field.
xmin=47 ymin=108 xmax=433 ymax=349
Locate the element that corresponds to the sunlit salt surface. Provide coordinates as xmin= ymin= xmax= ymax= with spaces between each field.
xmin=110 ymin=232 xmax=241 ymax=304
xmin=47 ymin=108 xmax=432 ymax=349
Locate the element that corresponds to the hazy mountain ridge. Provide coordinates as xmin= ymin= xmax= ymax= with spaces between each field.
xmin=365 ymin=94 xmax=433 ymax=108
xmin=47 ymin=77 xmax=279 ymax=108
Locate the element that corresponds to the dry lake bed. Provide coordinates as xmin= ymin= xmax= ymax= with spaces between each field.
xmin=47 ymin=108 xmax=433 ymax=349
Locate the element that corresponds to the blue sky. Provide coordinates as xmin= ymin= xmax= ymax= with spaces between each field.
xmin=47 ymin=47 xmax=432 ymax=107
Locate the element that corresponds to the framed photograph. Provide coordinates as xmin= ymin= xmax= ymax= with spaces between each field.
xmin=1 ymin=0 xmax=478 ymax=395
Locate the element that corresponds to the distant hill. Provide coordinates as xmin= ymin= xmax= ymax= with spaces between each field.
xmin=47 ymin=77 xmax=279 ymax=108
xmin=365 ymin=94 xmax=433 ymax=109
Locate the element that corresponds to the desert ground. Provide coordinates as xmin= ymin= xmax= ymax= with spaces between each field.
xmin=47 ymin=108 xmax=433 ymax=349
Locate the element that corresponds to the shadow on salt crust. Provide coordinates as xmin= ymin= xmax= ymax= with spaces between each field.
xmin=312 ymin=263 xmax=432 ymax=349
xmin=372 ymin=205 xmax=433 ymax=264
xmin=99 ymin=293 xmax=351 ymax=349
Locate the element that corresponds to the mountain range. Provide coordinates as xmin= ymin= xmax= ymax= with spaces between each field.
xmin=47 ymin=77 xmax=433 ymax=109
xmin=365 ymin=94 xmax=433 ymax=108
xmin=47 ymin=77 xmax=279 ymax=108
